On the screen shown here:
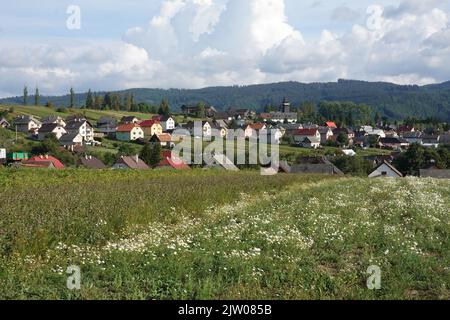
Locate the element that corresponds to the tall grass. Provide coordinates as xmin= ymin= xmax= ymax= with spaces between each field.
xmin=0 ymin=170 xmax=448 ymax=300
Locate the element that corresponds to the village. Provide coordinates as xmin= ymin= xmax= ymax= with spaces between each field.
xmin=0 ymin=97 xmax=450 ymax=179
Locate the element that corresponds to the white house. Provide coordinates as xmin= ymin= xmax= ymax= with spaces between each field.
xmin=318 ymin=126 xmax=334 ymax=144
xmin=37 ymin=123 xmax=67 ymax=141
xmin=13 ymin=115 xmax=41 ymax=133
xmin=59 ymin=133 xmax=83 ymax=151
xmin=185 ymin=121 xmax=212 ymax=138
xmin=369 ymin=161 xmax=403 ymax=178
xmin=161 ymin=116 xmax=176 ymax=131
xmin=293 ymin=129 xmax=321 ymax=148
xmin=65 ymin=119 xmax=94 ymax=143
xmin=116 ymin=124 xmax=145 ymax=141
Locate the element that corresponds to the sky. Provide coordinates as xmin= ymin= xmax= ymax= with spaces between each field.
xmin=0 ymin=0 xmax=450 ymax=97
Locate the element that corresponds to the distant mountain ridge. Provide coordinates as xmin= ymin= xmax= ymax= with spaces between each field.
xmin=2 ymin=79 xmax=450 ymax=121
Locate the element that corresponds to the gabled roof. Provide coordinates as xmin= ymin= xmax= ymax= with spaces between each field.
xmin=13 ymin=115 xmax=41 ymax=125
xmin=371 ymin=160 xmax=403 ymax=177
xmin=65 ymin=119 xmax=92 ymax=130
xmin=158 ymin=151 xmax=190 ymax=170
xmin=59 ymin=132 xmax=82 ymax=144
xmin=120 ymin=116 xmax=139 ymax=122
xmin=25 ymin=155 xmax=65 ymax=169
xmin=80 ymin=155 xmax=106 ymax=169
xmin=140 ymin=119 xmax=161 ymax=128
xmin=41 ymin=115 xmax=64 ymax=123
xmin=325 ymin=121 xmax=337 ymax=128
xmin=38 ymin=123 xmax=61 ymax=133
xmin=290 ymin=164 xmax=343 ymax=175
xmin=21 ymin=161 xmax=56 ymax=169
xmin=116 ymin=156 xmax=149 ymax=169
xmin=0 ymin=117 xmax=10 ymax=125
xmin=116 ymin=123 xmax=141 ymax=132
xmin=294 ymin=128 xmax=319 ymax=136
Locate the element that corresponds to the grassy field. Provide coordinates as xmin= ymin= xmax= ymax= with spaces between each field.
xmin=0 ymin=104 xmax=201 ymax=124
xmin=0 ymin=169 xmax=448 ymax=300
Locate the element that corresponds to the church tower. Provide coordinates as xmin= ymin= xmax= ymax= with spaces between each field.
xmin=281 ymin=97 xmax=290 ymax=113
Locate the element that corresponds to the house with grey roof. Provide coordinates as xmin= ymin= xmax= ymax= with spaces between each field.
xmin=12 ymin=115 xmax=41 ymax=133
xmin=65 ymin=119 xmax=94 ymax=143
xmin=80 ymin=155 xmax=106 ymax=169
xmin=41 ymin=115 xmax=66 ymax=127
xmin=0 ymin=117 xmax=10 ymax=129
xmin=37 ymin=123 xmax=67 ymax=141
xmin=59 ymin=133 xmax=83 ymax=150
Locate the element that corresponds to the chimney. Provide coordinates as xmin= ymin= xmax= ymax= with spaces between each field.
xmin=134 ymin=154 xmax=139 ymax=163
xmin=45 ymin=155 xmax=49 ymax=159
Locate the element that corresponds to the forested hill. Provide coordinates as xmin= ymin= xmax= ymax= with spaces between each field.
xmin=2 ymin=79 xmax=450 ymax=121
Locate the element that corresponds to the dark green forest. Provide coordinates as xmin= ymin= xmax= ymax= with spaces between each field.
xmin=2 ymin=79 xmax=450 ymax=121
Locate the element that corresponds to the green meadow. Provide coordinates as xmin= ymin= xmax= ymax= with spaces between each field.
xmin=0 ymin=169 xmax=448 ymax=299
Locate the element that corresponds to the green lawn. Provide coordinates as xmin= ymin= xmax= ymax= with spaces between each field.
xmin=0 ymin=104 xmax=157 ymax=122
xmin=0 ymin=169 xmax=448 ymax=300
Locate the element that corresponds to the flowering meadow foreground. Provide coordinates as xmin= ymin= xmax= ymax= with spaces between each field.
xmin=0 ymin=169 xmax=449 ymax=299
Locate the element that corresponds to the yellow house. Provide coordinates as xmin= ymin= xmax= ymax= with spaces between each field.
xmin=140 ymin=120 xmax=163 ymax=138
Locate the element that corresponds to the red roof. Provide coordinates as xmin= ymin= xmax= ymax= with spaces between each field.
xmin=294 ymin=129 xmax=318 ymax=136
xmin=25 ymin=155 xmax=65 ymax=169
xmin=140 ymin=120 xmax=160 ymax=128
xmin=158 ymin=151 xmax=190 ymax=170
xmin=248 ymin=123 xmax=266 ymax=130
xmin=116 ymin=123 xmax=140 ymax=132
xmin=157 ymin=133 xmax=172 ymax=142
xmin=325 ymin=121 xmax=337 ymax=128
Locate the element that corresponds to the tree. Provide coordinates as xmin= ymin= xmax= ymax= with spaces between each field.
xmin=331 ymin=156 xmax=373 ymax=176
xmin=23 ymin=86 xmax=28 ymax=106
xmin=85 ymin=89 xmax=94 ymax=109
xmin=124 ymin=93 xmax=132 ymax=111
xmin=298 ymin=101 xmax=316 ymax=122
xmin=69 ymin=87 xmax=75 ymax=108
xmin=34 ymin=87 xmax=40 ymax=106
xmin=111 ymin=94 xmax=121 ymax=111
xmin=103 ymin=93 xmax=112 ymax=110
xmin=336 ymin=133 xmax=349 ymax=146
xmin=93 ymin=95 xmax=103 ymax=110
xmin=45 ymin=101 xmax=53 ymax=109
xmin=140 ymin=142 xmax=162 ymax=167
xmin=393 ymin=143 xmax=425 ymax=175
xmin=196 ymin=101 xmax=205 ymax=118
xmin=158 ymin=99 xmax=170 ymax=116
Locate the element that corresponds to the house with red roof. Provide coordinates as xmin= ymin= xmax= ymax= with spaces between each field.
xmin=325 ymin=121 xmax=337 ymax=128
xmin=157 ymin=150 xmax=190 ymax=170
xmin=244 ymin=123 xmax=267 ymax=138
xmin=116 ymin=123 xmax=144 ymax=141
xmin=150 ymin=133 xmax=174 ymax=148
xmin=140 ymin=120 xmax=163 ymax=138
xmin=23 ymin=155 xmax=65 ymax=169
xmin=293 ymin=129 xmax=321 ymax=149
